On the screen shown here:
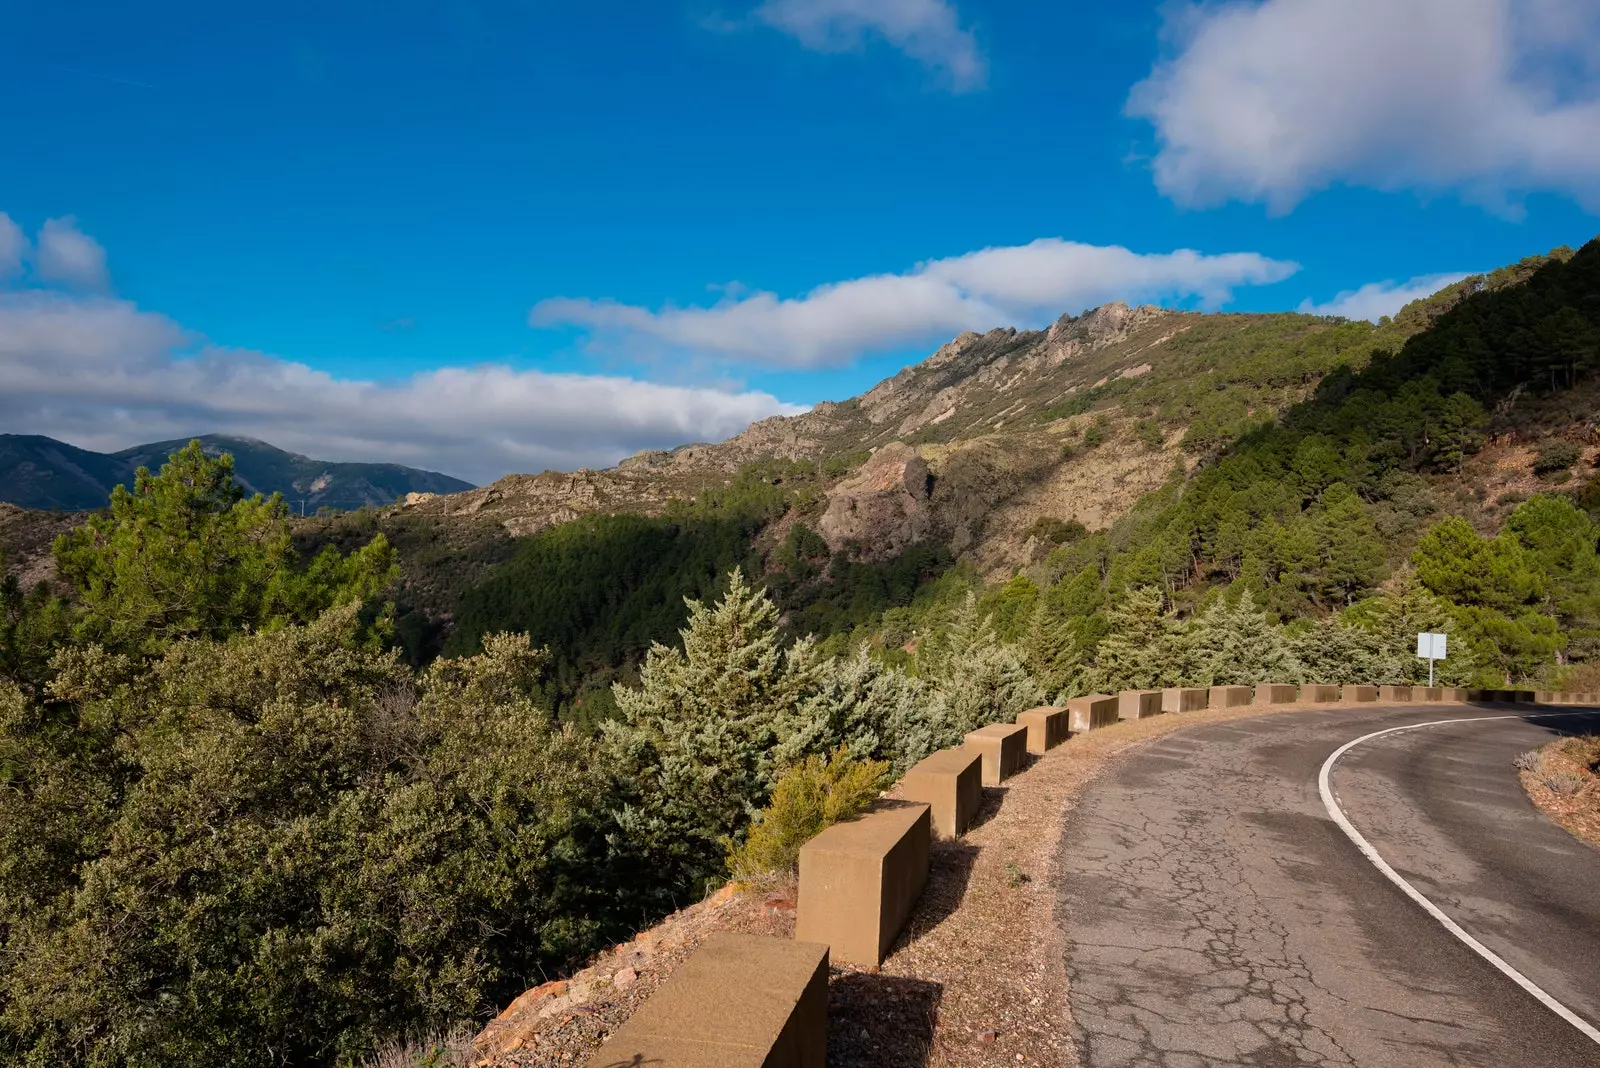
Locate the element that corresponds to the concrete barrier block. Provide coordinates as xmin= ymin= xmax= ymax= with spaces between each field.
xmin=1208 ymin=685 xmax=1252 ymax=709
xmin=797 ymin=800 xmax=930 ymax=969
xmin=1465 ymin=688 xmax=1491 ymax=702
xmin=1514 ymin=690 xmax=1537 ymax=703
xmin=1015 ymin=706 xmax=1069 ymax=754
xmin=963 ymin=723 xmax=1028 ymax=786
xmin=1117 ymin=689 xmax=1165 ymax=720
xmin=1535 ymin=690 xmax=1560 ymax=704
xmin=1342 ymin=684 xmax=1379 ymax=702
xmin=1415 ymin=686 xmax=1444 ymax=702
xmin=1254 ymin=684 xmax=1299 ymax=705
xmin=1161 ymin=687 xmax=1208 ymax=714
xmin=1377 ymin=685 xmax=1413 ymax=702
xmin=898 ymin=748 xmax=982 ymax=839
xmin=1300 ymin=685 xmax=1340 ymax=703
xmin=1437 ymin=687 xmax=1469 ymax=702
xmin=1067 ymin=694 xmax=1119 ymax=732
xmin=587 ymin=932 xmax=828 ymax=1068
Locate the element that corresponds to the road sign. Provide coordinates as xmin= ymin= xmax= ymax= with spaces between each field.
xmin=1417 ymin=632 xmax=1447 ymax=685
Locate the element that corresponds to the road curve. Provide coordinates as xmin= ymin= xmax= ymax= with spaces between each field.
xmin=1055 ymin=705 xmax=1600 ymax=1067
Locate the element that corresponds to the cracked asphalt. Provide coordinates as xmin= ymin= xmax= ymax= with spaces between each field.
xmin=1055 ymin=705 xmax=1600 ymax=1067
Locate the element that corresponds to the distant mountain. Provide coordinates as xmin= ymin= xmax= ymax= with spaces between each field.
xmin=0 ymin=433 xmax=474 ymax=512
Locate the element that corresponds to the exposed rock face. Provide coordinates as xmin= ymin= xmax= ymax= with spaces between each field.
xmin=403 ymin=300 xmax=1190 ymax=561
xmin=817 ymin=443 xmax=933 ymax=554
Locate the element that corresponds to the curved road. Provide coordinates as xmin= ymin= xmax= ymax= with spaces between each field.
xmin=1056 ymin=705 xmax=1600 ymax=1067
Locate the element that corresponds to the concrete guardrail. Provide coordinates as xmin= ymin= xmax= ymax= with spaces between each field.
xmin=964 ymin=723 xmax=1028 ymax=785
xmin=1254 ymin=684 xmax=1298 ymax=705
xmin=1208 ymin=685 xmax=1252 ymax=709
xmin=1117 ymin=689 xmax=1164 ymax=720
xmin=797 ymin=799 xmax=930 ymax=969
xmin=1162 ymin=687 xmax=1208 ymax=713
xmin=1067 ymin=693 xmax=1119 ymax=732
xmin=899 ymin=748 xmax=983 ymax=838
xmin=1377 ymin=684 xmax=1412 ymax=702
xmin=1342 ymin=684 xmax=1378 ymax=702
xmin=1016 ymin=706 xmax=1069 ymax=754
xmin=1300 ymin=685 xmax=1340 ymax=703
xmin=586 ymin=932 xmax=828 ymax=1068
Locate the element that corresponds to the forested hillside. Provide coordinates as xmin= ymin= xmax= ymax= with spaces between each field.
xmin=406 ymin=238 xmax=1600 ymax=708
xmin=2 ymin=237 xmax=1598 ymax=1067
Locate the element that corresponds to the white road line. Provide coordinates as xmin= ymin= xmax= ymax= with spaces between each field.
xmin=1318 ymin=711 xmax=1600 ymax=1047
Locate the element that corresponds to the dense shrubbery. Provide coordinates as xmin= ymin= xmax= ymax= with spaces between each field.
xmin=0 ymin=453 xmax=1032 ymax=1065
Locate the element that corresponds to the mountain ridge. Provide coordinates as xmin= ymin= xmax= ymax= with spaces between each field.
xmin=0 ymin=433 xmax=474 ymax=513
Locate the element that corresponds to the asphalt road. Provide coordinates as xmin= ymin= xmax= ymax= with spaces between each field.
xmin=1055 ymin=705 xmax=1600 ymax=1067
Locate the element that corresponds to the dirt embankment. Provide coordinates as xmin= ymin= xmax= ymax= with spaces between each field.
xmin=1517 ymin=735 xmax=1600 ymax=848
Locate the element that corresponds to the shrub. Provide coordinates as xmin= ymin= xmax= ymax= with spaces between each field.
xmin=1513 ymin=749 xmax=1543 ymax=772
xmin=1082 ymin=419 xmax=1106 ymax=449
xmin=1542 ymin=771 xmax=1586 ymax=796
xmin=1136 ymin=420 xmax=1165 ymax=450
xmin=1025 ymin=517 xmax=1088 ymax=546
xmin=730 ymin=747 xmax=890 ymax=878
xmin=1534 ymin=440 xmax=1581 ymax=476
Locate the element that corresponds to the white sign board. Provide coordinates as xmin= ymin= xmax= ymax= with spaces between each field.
xmin=1417 ymin=632 xmax=1447 ymax=660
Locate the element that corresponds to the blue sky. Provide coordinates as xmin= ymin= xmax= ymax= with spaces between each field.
xmin=2 ymin=0 xmax=1598 ymax=483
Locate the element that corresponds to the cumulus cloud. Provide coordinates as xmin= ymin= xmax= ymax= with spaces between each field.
xmin=0 ymin=295 xmax=803 ymax=485
xmin=34 ymin=217 xmax=111 ymax=290
xmin=0 ymin=214 xmax=25 ymax=279
xmin=1128 ymin=0 xmax=1600 ymax=211
xmin=754 ymin=0 xmax=987 ymax=90
xmin=531 ymin=239 xmax=1299 ymax=368
xmin=1297 ymin=272 xmax=1472 ymax=322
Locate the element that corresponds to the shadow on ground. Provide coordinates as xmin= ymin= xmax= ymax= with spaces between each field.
xmin=827 ymin=973 xmax=943 ymax=1067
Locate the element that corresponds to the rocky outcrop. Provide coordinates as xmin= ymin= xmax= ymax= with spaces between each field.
xmin=404 ymin=301 xmax=1187 ymax=552
xmin=817 ymin=443 xmax=934 ymax=554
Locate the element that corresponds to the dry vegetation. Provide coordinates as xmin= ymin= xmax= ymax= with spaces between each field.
xmin=1517 ymin=734 xmax=1600 ymax=847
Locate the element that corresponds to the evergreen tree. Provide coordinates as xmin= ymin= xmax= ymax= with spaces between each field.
xmin=53 ymin=441 xmax=396 ymax=656
xmin=1179 ymin=591 xmax=1303 ymax=685
xmin=604 ymin=569 xmax=819 ymax=896
xmin=1020 ymin=598 xmax=1087 ymax=699
xmin=1289 ymin=616 xmax=1401 ymax=685
xmin=919 ymin=593 xmax=1043 ymax=744
xmin=1344 ymin=570 xmax=1476 ymax=684
xmin=1084 ymin=586 xmax=1177 ymax=691
xmin=780 ymin=646 xmax=934 ymax=776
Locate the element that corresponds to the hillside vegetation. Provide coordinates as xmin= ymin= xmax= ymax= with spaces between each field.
xmin=425 ymin=239 xmax=1600 ymax=701
xmin=2 ymin=238 xmax=1599 ymax=1066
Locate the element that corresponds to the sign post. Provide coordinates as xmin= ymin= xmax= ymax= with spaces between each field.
xmin=1417 ymin=632 xmax=1447 ymax=687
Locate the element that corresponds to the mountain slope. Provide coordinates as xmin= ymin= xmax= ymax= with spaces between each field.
xmin=400 ymin=248 xmax=1572 ymax=576
xmin=0 ymin=435 xmax=138 ymax=511
xmin=0 ymin=434 xmax=474 ymax=512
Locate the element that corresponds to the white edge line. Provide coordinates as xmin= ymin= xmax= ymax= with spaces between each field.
xmin=1317 ymin=711 xmax=1600 ymax=1046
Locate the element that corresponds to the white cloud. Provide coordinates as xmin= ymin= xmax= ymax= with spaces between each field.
xmin=34 ymin=217 xmax=111 ymax=290
xmin=0 ymin=214 xmax=25 ymax=279
xmin=1297 ymin=272 xmax=1472 ymax=322
xmin=754 ymin=0 xmax=987 ymax=90
xmin=0 ymin=296 xmax=803 ymax=486
xmin=531 ymin=238 xmax=1300 ymax=368
xmin=1128 ymin=0 xmax=1600 ymax=212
